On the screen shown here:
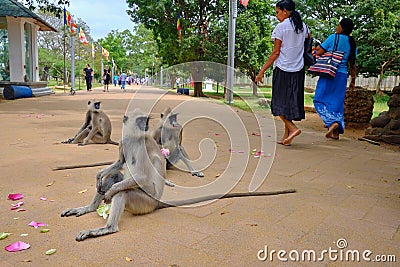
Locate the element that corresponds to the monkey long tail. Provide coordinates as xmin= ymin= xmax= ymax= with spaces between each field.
xmin=108 ymin=140 xmax=119 ymax=146
xmin=157 ymin=189 xmax=296 ymax=209
xmin=52 ymin=161 xmax=114 ymax=171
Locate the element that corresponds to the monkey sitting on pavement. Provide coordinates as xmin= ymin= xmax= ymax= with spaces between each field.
xmin=61 ymin=109 xmax=296 ymax=241
xmin=62 ymin=100 xmax=118 ymax=146
xmin=152 ymin=107 xmax=204 ymax=177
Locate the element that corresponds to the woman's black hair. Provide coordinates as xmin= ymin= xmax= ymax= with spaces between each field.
xmin=276 ymin=0 xmax=304 ymax=33
xmin=340 ymin=18 xmax=357 ymax=65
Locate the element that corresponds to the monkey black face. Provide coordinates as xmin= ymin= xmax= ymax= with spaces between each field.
xmin=169 ymin=114 xmax=180 ymax=127
xmin=136 ymin=116 xmax=150 ymax=131
xmin=88 ymin=100 xmax=101 ymax=110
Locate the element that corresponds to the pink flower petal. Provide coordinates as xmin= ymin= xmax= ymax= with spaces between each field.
xmin=5 ymin=241 xmax=30 ymax=252
xmin=161 ymin=148 xmax=170 ymax=157
xmin=28 ymin=221 xmax=46 ymax=228
xmin=39 ymin=197 xmax=47 ymax=201
xmin=8 ymin=194 xmax=24 ymax=201
xmin=10 ymin=201 xmax=24 ymax=210
xmin=16 ymin=208 xmax=26 ymax=212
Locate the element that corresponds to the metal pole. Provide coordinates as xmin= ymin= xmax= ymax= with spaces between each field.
xmin=70 ymin=36 xmax=75 ymax=91
xmin=160 ymin=66 xmax=163 ymax=88
xmin=225 ymin=0 xmax=237 ymax=104
xmin=78 ymin=40 xmax=80 ymax=90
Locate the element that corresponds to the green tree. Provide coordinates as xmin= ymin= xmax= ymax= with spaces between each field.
xmin=22 ymin=0 xmax=70 ymax=17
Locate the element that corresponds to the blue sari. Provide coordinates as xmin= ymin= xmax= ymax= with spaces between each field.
xmin=313 ymin=72 xmax=348 ymax=134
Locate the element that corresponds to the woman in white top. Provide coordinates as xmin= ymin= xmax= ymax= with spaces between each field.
xmin=256 ymin=0 xmax=308 ymax=146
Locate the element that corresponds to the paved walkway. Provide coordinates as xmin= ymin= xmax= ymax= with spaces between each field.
xmin=0 ymin=86 xmax=399 ymax=266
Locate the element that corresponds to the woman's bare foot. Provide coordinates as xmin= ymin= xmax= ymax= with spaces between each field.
xmin=283 ymin=128 xmax=301 ymax=146
xmin=331 ymin=129 xmax=339 ymax=140
xmin=325 ymin=123 xmax=339 ymax=138
xmin=278 ymin=127 xmax=289 ymax=145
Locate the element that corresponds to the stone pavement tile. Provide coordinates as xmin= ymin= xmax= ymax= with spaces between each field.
xmin=362 ymin=205 xmax=400 ymax=229
xmin=323 ymin=213 xmax=397 ymax=241
xmin=332 ymin=194 xmax=378 ymax=220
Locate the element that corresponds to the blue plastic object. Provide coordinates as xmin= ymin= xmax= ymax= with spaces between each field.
xmin=3 ymin=85 xmax=33 ymax=100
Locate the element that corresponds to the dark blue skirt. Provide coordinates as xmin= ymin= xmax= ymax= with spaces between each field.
xmin=271 ymin=67 xmax=305 ymax=121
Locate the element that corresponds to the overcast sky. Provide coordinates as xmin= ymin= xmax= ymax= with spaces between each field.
xmin=68 ymin=0 xmax=135 ymax=40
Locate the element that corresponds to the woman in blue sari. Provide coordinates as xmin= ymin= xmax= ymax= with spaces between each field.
xmin=313 ymin=18 xmax=357 ymax=139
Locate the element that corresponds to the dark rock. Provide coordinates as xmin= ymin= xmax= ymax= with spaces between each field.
xmin=380 ymin=135 xmax=400 ymax=145
xmin=388 ymin=109 xmax=400 ymax=120
xmin=388 ymin=94 xmax=400 ymax=108
xmin=392 ymin=86 xmax=400 ymax=94
xmin=389 ymin=119 xmax=400 ymax=130
xmin=370 ymin=112 xmax=391 ymax=127
xmin=365 ymin=127 xmax=385 ymax=136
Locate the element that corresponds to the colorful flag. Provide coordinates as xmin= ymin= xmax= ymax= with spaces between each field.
xmin=240 ymin=0 xmax=249 ymax=7
xmin=79 ymin=27 xmax=89 ymax=45
xmin=92 ymin=43 xmax=95 ymax=58
xmin=177 ymin=13 xmax=182 ymax=40
xmin=64 ymin=8 xmax=77 ymax=34
xmin=101 ymin=47 xmax=109 ymax=61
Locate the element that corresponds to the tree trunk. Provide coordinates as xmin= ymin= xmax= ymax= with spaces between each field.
xmin=252 ymin=82 xmax=258 ymax=97
xmin=190 ymin=62 xmax=205 ymax=97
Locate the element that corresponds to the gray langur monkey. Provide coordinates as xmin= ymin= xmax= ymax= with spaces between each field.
xmin=61 ymin=109 xmax=296 ymax=241
xmin=152 ymin=107 xmax=204 ymax=177
xmin=62 ymin=100 xmax=119 ymax=146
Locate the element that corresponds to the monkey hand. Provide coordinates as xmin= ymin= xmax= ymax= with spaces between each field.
xmin=191 ymin=171 xmax=204 ymax=177
xmin=103 ymin=189 xmax=115 ymax=204
xmin=96 ymin=173 xmax=106 ymax=195
xmin=62 ymin=138 xmax=74 ymax=144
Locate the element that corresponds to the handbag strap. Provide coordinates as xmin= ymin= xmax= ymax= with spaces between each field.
xmin=333 ymin=34 xmax=340 ymax=51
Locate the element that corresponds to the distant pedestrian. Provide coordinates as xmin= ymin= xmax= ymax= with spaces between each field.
xmin=82 ymin=64 xmax=94 ymax=91
xmin=113 ymin=74 xmax=118 ymax=87
xmin=103 ymin=65 xmax=111 ymax=92
xmin=120 ymin=72 xmax=127 ymax=92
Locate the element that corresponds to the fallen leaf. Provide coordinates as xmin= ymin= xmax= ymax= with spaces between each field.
xmin=251 ymin=132 xmax=261 ymax=136
xmin=22 ymin=260 xmax=32 ymax=262
xmin=383 ymin=180 xmax=388 ymax=183
xmin=20 ymin=234 xmax=28 ymax=237
xmin=0 ymin=232 xmax=11 ymax=240
xmin=46 ymin=181 xmax=55 ymax=187
xmin=5 ymin=241 xmax=30 ymax=252
xmin=16 ymin=208 xmax=26 ymax=212
xmin=28 ymin=221 xmax=46 ymax=228
xmin=247 ymin=223 xmax=258 ymax=227
xmin=78 ymin=189 xmax=87 ymax=194
xmin=125 ymin=257 xmax=133 ymax=262
xmin=220 ymin=211 xmax=229 ymax=215
xmin=45 ymin=249 xmax=57 ymax=255
xmin=215 ymin=173 xmax=220 ymax=178
xmin=40 ymin=229 xmax=50 ymax=233
xmin=8 ymin=193 xmax=24 ymax=201
xmin=345 ymin=184 xmax=355 ymax=189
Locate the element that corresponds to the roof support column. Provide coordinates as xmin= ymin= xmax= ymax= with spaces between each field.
xmin=6 ymin=16 xmax=25 ymax=82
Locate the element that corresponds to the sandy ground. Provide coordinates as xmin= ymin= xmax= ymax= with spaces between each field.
xmin=0 ymin=85 xmax=399 ymax=266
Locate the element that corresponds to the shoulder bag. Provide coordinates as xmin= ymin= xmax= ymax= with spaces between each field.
xmin=307 ymin=34 xmax=344 ymax=78
xmin=304 ymin=26 xmax=316 ymax=66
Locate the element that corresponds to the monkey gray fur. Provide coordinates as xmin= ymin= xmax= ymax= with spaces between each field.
xmin=61 ymin=109 xmax=296 ymax=241
xmin=152 ymin=107 xmax=204 ymax=177
xmin=62 ymin=100 xmax=118 ymax=146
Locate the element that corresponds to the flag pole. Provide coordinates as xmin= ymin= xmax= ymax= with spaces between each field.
xmin=226 ymin=0 xmax=237 ymax=104
xmin=70 ymin=35 xmax=75 ymax=93
xmin=78 ymin=32 xmax=81 ymax=91
xmin=63 ymin=8 xmax=66 ymax=93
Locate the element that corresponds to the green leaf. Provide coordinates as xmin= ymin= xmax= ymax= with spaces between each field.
xmin=0 ymin=232 xmax=11 ymax=240
xmin=45 ymin=249 xmax=57 ymax=255
xmin=40 ymin=229 xmax=50 ymax=233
